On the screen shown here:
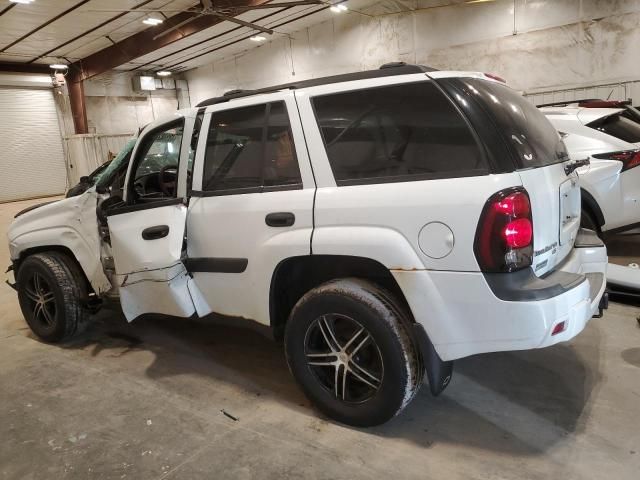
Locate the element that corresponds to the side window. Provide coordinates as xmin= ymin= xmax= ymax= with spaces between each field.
xmin=202 ymin=101 xmax=301 ymax=193
xmin=203 ymin=104 xmax=265 ymax=191
xmin=312 ymin=81 xmax=485 ymax=185
xmin=264 ymin=102 xmax=301 ymax=187
xmin=132 ymin=121 xmax=184 ymax=200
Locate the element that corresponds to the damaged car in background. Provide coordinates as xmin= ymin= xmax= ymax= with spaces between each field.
xmin=6 ymin=64 xmax=608 ymax=427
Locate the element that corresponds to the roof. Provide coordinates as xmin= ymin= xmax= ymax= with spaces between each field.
xmin=196 ymin=63 xmax=437 ymax=107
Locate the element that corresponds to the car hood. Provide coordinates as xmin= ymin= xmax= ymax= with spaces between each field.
xmin=13 ymin=200 xmax=60 ymax=219
xmin=7 ymin=191 xmax=96 ymax=243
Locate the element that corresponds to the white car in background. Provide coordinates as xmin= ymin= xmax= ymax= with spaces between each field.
xmin=540 ymin=100 xmax=640 ymax=235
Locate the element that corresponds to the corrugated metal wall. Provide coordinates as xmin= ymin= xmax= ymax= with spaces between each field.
xmin=0 ymin=87 xmax=67 ymax=202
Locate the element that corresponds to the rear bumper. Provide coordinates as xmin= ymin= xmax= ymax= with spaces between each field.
xmin=392 ymin=229 xmax=607 ymax=361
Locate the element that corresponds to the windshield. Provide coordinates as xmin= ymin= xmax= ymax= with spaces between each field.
xmin=459 ymin=79 xmax=569 ymax=168
xmin=93 ymin=138 xmax=136 ymax=187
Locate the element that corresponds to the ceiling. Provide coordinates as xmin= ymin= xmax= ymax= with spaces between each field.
xmin=0 ymin=0 xmax=381 ymax=74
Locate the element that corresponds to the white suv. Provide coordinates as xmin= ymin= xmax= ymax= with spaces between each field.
xmin=7 ymin=64 xmax=608 ymax=426
xmin=540 ymin=101 xmax=640 ymax=234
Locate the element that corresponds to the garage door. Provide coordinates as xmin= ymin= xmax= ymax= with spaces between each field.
xmin=0 ymin=87 xmax=67 ymax=202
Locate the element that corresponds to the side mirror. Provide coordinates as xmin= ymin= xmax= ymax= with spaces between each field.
xmin=80 ymin=176 xmax=90 ymax=183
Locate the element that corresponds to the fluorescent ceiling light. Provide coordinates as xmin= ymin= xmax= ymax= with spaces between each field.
xmin=9 ymin=0 xmax=35 ymax=4
xmin=157 ymin=71 xmax=171 ymax=76
xmin=250 ymin=35 xmax=266 ymax=41
xmin=143 ymin=18 xmax=163 ymax=26
xmin=49 ymin=64 xmax=68 ymax=69
xmin=330 ymin=4 xmax=348 ymax=12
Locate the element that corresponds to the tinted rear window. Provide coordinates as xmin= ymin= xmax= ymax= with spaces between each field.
xmin=312 ymin=81 xmax=486 ymax=185
xmin=588 ymin=113 xmax=640 ymax=144
xmin=459 ymin=79 xmax=569 ymax=168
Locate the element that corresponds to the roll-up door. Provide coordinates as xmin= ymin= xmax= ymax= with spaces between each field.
xmin=0 ymin=87 xmax=67 ymax=202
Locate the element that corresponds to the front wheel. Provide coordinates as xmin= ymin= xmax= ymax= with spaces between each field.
xmin=285 ymin=278 xmax=422 ymax=427
xmin=16 ymin=252 xmax=90 ymax=343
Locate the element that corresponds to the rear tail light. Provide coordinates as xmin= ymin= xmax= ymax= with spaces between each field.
xmin=593 ymin=149 xmax=640 ymax=171
xmin=474 ymin=187 xmax=534 ymax=273
xmin=551 ymin=321 xmax=567 ymax=336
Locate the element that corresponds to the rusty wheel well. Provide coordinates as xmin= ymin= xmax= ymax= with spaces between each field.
xmin=269 ymin=255 xmax=414 ymax=342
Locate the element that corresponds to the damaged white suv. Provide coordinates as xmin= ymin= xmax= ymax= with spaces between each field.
xmin=7 ymin=64 xmax=609 ymax=427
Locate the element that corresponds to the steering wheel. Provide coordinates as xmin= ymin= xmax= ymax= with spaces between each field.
xmin=159 ymin=164 xmax=178 ymax=197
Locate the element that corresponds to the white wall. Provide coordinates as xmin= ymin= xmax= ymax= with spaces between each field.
xmin=52 ymin=71 xmax=184 ymax=136
xmin=186 ymin=0 xmax=640 ymax=105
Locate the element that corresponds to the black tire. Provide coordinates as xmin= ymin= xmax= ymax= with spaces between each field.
xmin=16 ymin=252 xmax=90 ymax=343
xmin=581 ymin=207 xmax=601 ymax=235
xmin=285 ymin=278 xmax=422 ymax=427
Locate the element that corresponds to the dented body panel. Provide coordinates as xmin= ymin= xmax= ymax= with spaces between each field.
xmin=7 ymin=191 xmax=111 ymax=294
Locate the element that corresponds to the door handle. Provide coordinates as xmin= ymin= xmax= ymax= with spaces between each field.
xmin=142 ymin=225 xmax=170 ymax=240
xmin=265 ymin=212 xmax=295 ymax=227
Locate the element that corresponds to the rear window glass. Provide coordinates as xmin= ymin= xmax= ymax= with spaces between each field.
xmin=460 ymin=79 xmax=569 ymax=168
xmin=312 ymin=81 xmax=486 ymax=185
xmin=588 ymin=113 xmax=640 ymax=144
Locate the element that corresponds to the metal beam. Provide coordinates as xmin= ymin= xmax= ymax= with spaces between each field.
xmin=27 ymin=0 xmax=158 ymax=64
xmin=68 ymin=79 xmax=88 ymax=134
xmin=130 ymin=6 xmax=288 ymax=72
xmin=0 ymin=62 xmax=51 ymax=74
xmin=0 ymin=3 xmax=16 ymax=18
xmin=0 ymin=0 xmax=93 ymax=53
xmin=163 ymin=4 xmax=330 ymax=70
xmin=68 ymin=0 xmax=272 ymax=83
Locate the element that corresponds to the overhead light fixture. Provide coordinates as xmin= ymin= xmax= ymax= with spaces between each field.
xmin=49 ymin=64 xmax=68 ymax=70
xmin=9 ymin=0 xmax=35 ymax=4
xmin=157 ymin=71 xmax=171 ymax=76
xmin=250 ymin=35 xmax=266 ymax=42
xmin=143 ymin=18 xmax=163 ymax=26
xmin=330 ymin=3 xmax=348 ymax=12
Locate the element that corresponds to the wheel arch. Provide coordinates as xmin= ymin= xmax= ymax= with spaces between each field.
xmin=15 ymin=245 xmax=94 ymax=295
xmin=269 ymin=255 xmax=414 ymax=342
xmin=10 ymin=227 xmax=111 ymax=295
xmin=581 ymin=187 xmax=605 ymax=228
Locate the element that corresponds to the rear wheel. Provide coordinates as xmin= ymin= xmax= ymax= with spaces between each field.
xmin=16 ymin=252 xmax=90 ymax=343
xmin=285 ymin=278 xmax=422 ymax=427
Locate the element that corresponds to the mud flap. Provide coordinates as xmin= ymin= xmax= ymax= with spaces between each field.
xmin=412 ymin=323 xmax=453 ymax=396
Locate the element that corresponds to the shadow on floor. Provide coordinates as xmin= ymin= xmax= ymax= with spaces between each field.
xmin=53 ymin=306 xmax=602 ymax=457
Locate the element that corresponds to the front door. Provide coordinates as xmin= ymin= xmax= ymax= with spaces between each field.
xmin=106 ymin=115 xmax=197 ymax=321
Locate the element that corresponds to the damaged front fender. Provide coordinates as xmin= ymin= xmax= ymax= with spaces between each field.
xmin=7 ymin=191 xmax=112 ymax=295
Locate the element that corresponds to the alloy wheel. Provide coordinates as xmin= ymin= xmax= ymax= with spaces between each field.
xmin=304 ymin=314 xmax=384 ymax=403
xmin=23 ymin=272 xmax=56 ymax=329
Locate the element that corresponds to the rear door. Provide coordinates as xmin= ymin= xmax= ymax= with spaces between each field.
xmin=186 ymin=92 xmax=315 ymax=324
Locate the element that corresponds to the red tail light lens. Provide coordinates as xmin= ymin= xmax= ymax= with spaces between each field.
xmin=474 ymin=187 xmax=534 ymax=272
xmin=593 ymin=150 xmax=640 ymax=171
xmin=503 ymin=218 xmax=533 ymax=248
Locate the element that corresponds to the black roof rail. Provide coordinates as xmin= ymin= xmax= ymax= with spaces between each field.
xmin=196 ymin=63 xmax=438 ymax=107
xmin=223 ymin=89 xmax=253 ymax=96
xmin=536 ymin=99 xmax=597 ymax=108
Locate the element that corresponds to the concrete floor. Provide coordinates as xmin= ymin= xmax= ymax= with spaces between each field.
xmin=1 ymin=197 xmax=639 ymax=480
